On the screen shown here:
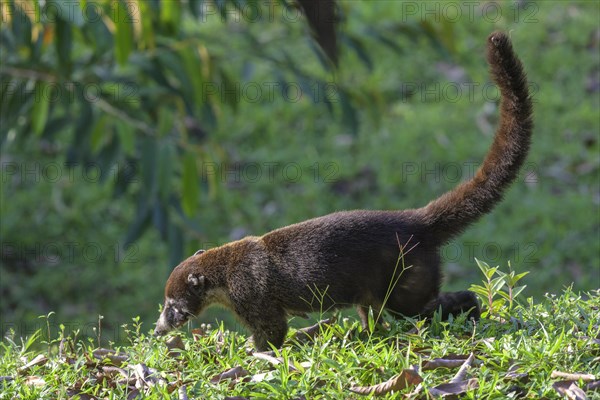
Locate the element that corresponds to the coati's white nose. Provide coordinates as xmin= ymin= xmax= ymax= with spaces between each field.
xmin=153 ymin=311 xmax=171 ymax=336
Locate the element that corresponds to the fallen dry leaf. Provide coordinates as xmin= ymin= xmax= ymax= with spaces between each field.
xmin=504 ymin=364 xmax=529 ymax=383
xmin=133 ymin=363 xmax=153 ymax=387
xmin=210 ymin=366 xmax=249 ymax=384
xmin=551 ymin=370 xmax=596 ymax=381
xmin=586 ymin=380 xmax=600 ymax=391
xmin=411 ymin=346 xmax=433 ymax=355
xmin=349 ymin=368 xmax=423 ymax=396
xmin=428 ymin=353 xmax=479 ymax=398
xmin=92 ymin=348 xmax=129 ymax=366
xmin=131 ymin=363 xmax=170 ymax=391
xmin=422 ymin=356 xmax=471 ymax=371
xmin=252 ymin=352 xmax=286 ymax=367
xmin=214 ymin=330 xmax=226 ymax=353
xmin=178 ymin=385 xmax=188 ymax=400
xmin=449 ymin=353 xmax=475 ymax=383
xmin=126 ymin=389 xmax=141 ymax=400
xmin=24 ymin=375 xmax=46 ymax=387
xmin=17 ymin=354 xmax=48 ymax=375
xmin=166 ymin=335 xmax=185 ymax=357
xmin=429 ymin=378 xmax=479 ymax=398
xmin=191 ymin=328 xmax=206 ymax=341
xmin=66 ymin=388 xmax=97 ymax=400
xmin=295 ymin=318 xmax=334 ymax=342
xmin=251 ymin=352 xmax=312 ymax=373
xmin=250 ymin=370 xmax=279 ymax=383
xmin=552 ymin=380 xmax=587 ymax=400
xmin=99 ymin=365 xmax=129 ymax=379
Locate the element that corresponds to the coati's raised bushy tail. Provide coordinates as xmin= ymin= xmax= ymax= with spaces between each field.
xmin=417 ymin=32 xmax=533 ymax=244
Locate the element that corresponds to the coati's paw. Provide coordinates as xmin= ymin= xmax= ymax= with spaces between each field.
xmin=424 ymin=291 xmax=481 ymax=321
xmin=440 ymin=290 xmax=481 ymax=321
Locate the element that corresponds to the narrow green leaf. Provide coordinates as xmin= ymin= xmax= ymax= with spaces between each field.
xmin=157 ymin=108 xmax=174 ymax=138
xmin=90 ymin=115 xmax=108 ymax=153
xmin=53 ymin=1 xmax=85 ymax=26
xmin=437 ymin=16 xmax=456 ymax=55
xmin=115 ymin=120 xmax=135 ymax=155
xmin=475 ymin=258 xmax=490 ymax=276
xmin=367 ymin=307 xmax=375 ymax=333
xmin=10 ymin=3 xmax=32 ymax=49
xmin=340 ymin=33 xmax=373 ymax=70
xmin=512 ymin=285 xmax=528 ymax=299
xmin=491 ymin=298 xmax=506 ymax=310
xmin=70 ymin=95 xmax=94 ymax=160
xmin=548 ymin=330 xmax=564 ymax=356
xmin=498 ymin=291 xmax=510 ymax=301
xmin=112 ymin=0 xmax=134 ymax=65
xmin=32 ymin=0 xmax=41 ymax=24
xmin=339 ymin=89 xmax=358 ymax=136
xmin=487 ymin=267 xmax=499 ymax=280
xmin=152 ymin=201 xmax=168 ymax=239
xmin=140 ymin=136 xmax=158 ymax=196
xmin=179 ymin=46 xmax=205 ymax=110
xmin=123 ymin=198 xmax=152 ymax=247
xmin=219 ymin=69 xmax=239 ymax=111
xmin=82 ymin=3 xmax=113 ymax=54
xmin=32 ymin=81 xmax=50 ymax=136
xmin=160 ymin=0 xmax=180 ymax=33
xmin=137 ymin=0 xmax=155 ymax=49
xmin=55 ymin=17 xmax=73 ymax=74
xmin=168 ymin=222 xmax=184 ymax=268
xmin=157 ymin=142 xmax=175 ymax=201
xmin=181 ymin=152 xmax=199 ymax=217
xmin=468 ymin=285 xmax=489 ymax=298
xmin=188 ymin=0 xmax=201 ymax=18
xmin=514 ymin=271 xmax=530 ymax=282
xmin=491 ymin=276 xmax=505 ymax=293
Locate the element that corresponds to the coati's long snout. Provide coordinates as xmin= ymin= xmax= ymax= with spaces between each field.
xmin=155 ymin=32 xmax=533 ymax=351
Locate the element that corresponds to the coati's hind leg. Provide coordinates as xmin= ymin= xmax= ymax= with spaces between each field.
xmin=356 ymin=304 xmax=383 ymax=331
xmin=423 ymin=291 xmax=481 ymax=321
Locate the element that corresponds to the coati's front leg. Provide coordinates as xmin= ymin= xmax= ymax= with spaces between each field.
xmin=241 ymin=308 xmax=288 ymax=351
xmin=423 ymin=291 xmax=481 ymax=321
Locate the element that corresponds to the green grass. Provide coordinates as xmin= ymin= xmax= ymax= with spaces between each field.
xmin=1 ymin=0 xmax=598 ymax=362
xmin=1 ymin=288 xmax=598 ymax=399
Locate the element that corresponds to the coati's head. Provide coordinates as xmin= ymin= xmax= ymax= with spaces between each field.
xmin=154 ymin=249 xmax=211 ymax=336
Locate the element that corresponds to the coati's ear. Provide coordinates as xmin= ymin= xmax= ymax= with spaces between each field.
xmin=187 ymin=274 xmax=205 ymax=290
xmin=194 ymin=249 xmax=205 ymax=256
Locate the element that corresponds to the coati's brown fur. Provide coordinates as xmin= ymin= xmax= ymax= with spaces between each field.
xmin=154 ymin=32 xmax=533 ymax=351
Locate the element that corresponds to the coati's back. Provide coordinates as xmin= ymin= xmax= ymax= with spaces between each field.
xmin=261 ymin=210 xmax=439 ymax=311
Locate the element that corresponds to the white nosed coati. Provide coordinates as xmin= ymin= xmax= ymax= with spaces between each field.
xmin=154 ymin=32 xmax=533 ymax=351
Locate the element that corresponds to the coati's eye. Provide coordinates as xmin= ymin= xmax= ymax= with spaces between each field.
xmin=166 ymin=306 xmax=188 ymax=326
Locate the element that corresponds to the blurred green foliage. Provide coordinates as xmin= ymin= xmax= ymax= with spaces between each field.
xmin=1 ymin=1 xmax=598 ymax=342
